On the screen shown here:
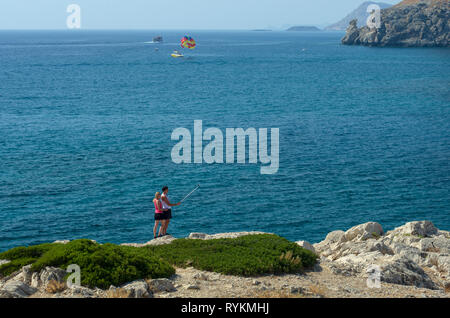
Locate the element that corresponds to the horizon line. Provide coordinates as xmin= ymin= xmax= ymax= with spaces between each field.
xmin=0 ymin=28 xmax=343 ymax=32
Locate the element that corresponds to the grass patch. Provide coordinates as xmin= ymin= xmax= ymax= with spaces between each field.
xmin=147 ymin=234 xmax=318 ymax=276
xmin=371 ymin=232 xmax=381 ymax=239
xmin=0 ymin=239 xmax=175 ymax=289
xmin=402 ymin=233 xmax=424 ymax=238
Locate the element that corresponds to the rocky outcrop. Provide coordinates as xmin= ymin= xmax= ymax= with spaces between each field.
xmin=296 ymin=240 xmax=316 ymax=253
xmin=187 ymin=231 xmax=268 ymax=240
xmin=120 ymin=280 xmax=152 ymax=298
xmin=0 ymin=281 xmax=37 ymax=298
xmin=120 ymin=234 xmax=176 ymax=247
xmin=0 ymin=266 xmax=68 ymax=298
xmin=34 ymin=267 xmax=67 ymax=289
xmin=147 ymin=278 xmax=176 ymax=293
xmin=1 ymin=225 xmax=448 ymax=298
xmin=342 ymin=0 xmax=449 ymax=47
xmin=314 ymin=221 xmax=449 ymax=290
xmin=326 ymin=1 xmax=393 ymax=31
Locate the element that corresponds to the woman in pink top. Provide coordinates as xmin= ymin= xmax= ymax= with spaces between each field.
xmin=153 ymin=192 xmax=164 ymax=238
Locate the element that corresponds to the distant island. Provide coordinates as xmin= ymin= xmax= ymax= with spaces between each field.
xmin=286 ymin=26 xmax=321 ymax=32
xmin=152 ymin=36 xmax=163 ymax=43
xmin=251 ymin=29 xmax=272 ymax=32
xmin=325 ymin=1 xmax=393 ymax=31
xmin=342 ymin=0 xmax=449 ymax=47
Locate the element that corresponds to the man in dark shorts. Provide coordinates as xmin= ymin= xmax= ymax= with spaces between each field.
xmin=160 ymin=186 xmax=180 ymax=236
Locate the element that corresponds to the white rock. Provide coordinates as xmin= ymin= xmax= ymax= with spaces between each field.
xmin=147 ymin=278 xmax=176 ymax=293
xmin=67 ymin=285 xmax=95 ymax=298
xmin=53 ymin=240 xmax=70 ymax=244
xmin=145 ymin=235 xmax=176 ymax=246
xmin=344 ymin=222 xmax=384 ymax=242
xmin=188 ymin=233 xmax=207 ymax=239
xmin=189 ymin=231 xmax=269 ymax=240
xmin=21 ymin=265 xmax=33 ymax=285
xmin=121 ymin=235 xmax=176 ymax=247
xmin=381 ymin=256 xmax=438 ymax=290
xmin=193 ymin=272 xmax=209 ymax=281
xmin=121 ymin=280 xmax=152 ymax=298
xmin=0 ymin=281 xmax=37 ymax=298
xmin=420 ymin=237 xmax=450 ymax=254
xmin=390 ymin=221 xmax=438 ymax=238
xmin=366 ymin=240 xmax=394 ymax=255
xmin=205 ymin=231 xmax=268 ymax=240
xmin=325 ymin=230 xmax=346 ymax=244
xmin=390 ymin=243 xmax=424 ymax=265
xmin=30 ymin=272 xmax=40 ymax=288
xmin=425 ymin=254 xmax=450 ymax=275
xmin=314 ymin=221 xmax=449 ymax=290
xmin=334 ymin=251 xmax=386 ymax=275
xmin=296 ymin=240 xmax=316 ymax=253
xmin=39 ymin=267 xmax=67 ymax=288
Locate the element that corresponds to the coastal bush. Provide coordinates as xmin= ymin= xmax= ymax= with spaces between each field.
xmin=0 ymin=243 xmax=55 ymax=276
xmin=0 ymin=235 xmax=317 ymax=287
xmin=147 ymin=234 xmax=317 ymax=276
xmin=0 ymin=257 xmax=37 ymax=276
xmin=0 ymin=240 xmax=175 ymax=288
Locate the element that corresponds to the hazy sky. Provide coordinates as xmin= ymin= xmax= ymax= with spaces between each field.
xmin=0 ymin=0 xmax=400 ymax=30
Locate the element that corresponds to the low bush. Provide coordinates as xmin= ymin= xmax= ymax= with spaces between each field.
xmin=0 ymin=243 xmax=55 ymax=276
xmin=0 ymin=239 xmax=175 ymax=289
xmin=0 ymin=234 xmax=317 ymax=288
xmin=148 ymin=234 xmax=317 ymax=276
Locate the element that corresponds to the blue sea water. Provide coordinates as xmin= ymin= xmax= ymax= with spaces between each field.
xmin=0 ymin=30 xmax=449 ymax=252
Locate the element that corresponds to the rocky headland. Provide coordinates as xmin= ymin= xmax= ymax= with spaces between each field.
xmin=342 ymin=0 xmax=449 ymax=47
xmin=0 ymin=221 xmax=448 ymax=298
xmin=326 ymin=1 xmax=393 ymax=31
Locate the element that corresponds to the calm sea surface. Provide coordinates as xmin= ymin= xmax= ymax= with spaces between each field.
xmin=0 ymin=30 xmax=449 ymax=251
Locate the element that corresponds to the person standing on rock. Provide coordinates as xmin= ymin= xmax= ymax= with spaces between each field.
xmin=153 ymin=192 xmax=165 ymax=238
xmin=160 ymin=185 xmax=180 ymax=236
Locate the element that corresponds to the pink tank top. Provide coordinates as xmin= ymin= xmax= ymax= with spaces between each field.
xmin=154 ymin=200 xmax=163 ymax=213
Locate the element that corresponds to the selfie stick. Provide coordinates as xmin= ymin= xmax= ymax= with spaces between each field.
xmin=180 ymin=184 xmax=200 ymax=203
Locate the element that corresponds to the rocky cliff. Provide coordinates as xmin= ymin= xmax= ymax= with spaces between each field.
xmin=326 ymin=1 xmax=392 ymax=31
xmin=342 ymin=0 xmax=449 ymax=47
xmin=314 ymin=220 xmax=449 ymax=291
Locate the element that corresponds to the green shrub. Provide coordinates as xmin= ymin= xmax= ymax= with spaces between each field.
xmin=0 ymin=257 xmax=37 ymax=276
xmin=0 ymin=240 xmax=175 ymax=289
xmin=0 ymin=243 xmax=55 ymax=262
xmin=0 ymin=243 xmax=56 ymax=276
xmin=0 ymin=234 xmax=317 ymax=288
xmin=147 ymin=234 xmax=317 ymax=276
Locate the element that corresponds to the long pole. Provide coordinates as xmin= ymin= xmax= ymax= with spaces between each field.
xmin=180 ymin=184 xmax=200 ymax=203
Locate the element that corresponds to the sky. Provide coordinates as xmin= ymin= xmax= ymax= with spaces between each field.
xmin=0 ymin=0 xmax=401 ymax=30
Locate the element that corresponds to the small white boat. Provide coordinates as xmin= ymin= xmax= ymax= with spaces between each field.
xmin=171 ymin=50 xmax=184 ymax=58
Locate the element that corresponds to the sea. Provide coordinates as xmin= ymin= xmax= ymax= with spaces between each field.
xmin=0 ymin=30 xmax=449 ymax=252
